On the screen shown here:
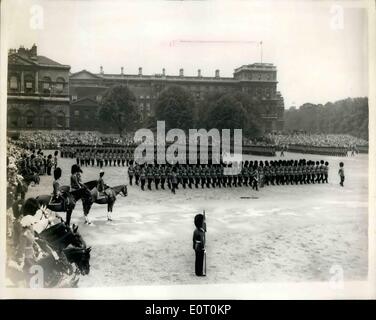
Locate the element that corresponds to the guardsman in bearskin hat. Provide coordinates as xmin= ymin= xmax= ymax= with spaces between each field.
xmin=252 ymin=164 xmax=259 ymax=191
xmin=318 ymin=160 xmax=325 ymax=183
xmin=108 ymin=149 xmax=113 ymax=167
xmin=154 ymin=164 xmax=161 ymax=190
xmin=52 ymin=167 xmax=65 ymax=209
xmin=314 ymin=161 xmax=320 ymax=183
xmin=146 ymin=164 xmax=154 ymax=190
xmin=160 ymin=164 xmax=167 ymax=190
xmin=116 ymin=149 xmax=121 ymax=167
xmin=134 ymin=163 xmax=140 ymax=186
xmin=75 ymin=147 xmax=80 ymax=166
xmin=91 ymin=148 xmax=95 ymax=167
xmin=70 ymin=164 xmax=84 ymax=191
xmin=324 ymin=161 xmax=329 ymax=183
xmin=193 ymin=212 xmax=206 ymax=276
xmin=102 ymin=149 xmax=107 ymax=167
xmin=140 ymin=165 xmax=146 ymax=191
xmin=338 ymin=162 xmax=345 ymax=187
xmin=193 ymin=164 xmax=200 ymax=189
xmin=128 ymin=160 xmax=135 ymax=185
xmin=121 ymin=149 xmax=126 ymax=167
xmin=170 ymin=166 xmax=178 ymax=194
xmin=96 ymin=148 xmax=101 ymax=167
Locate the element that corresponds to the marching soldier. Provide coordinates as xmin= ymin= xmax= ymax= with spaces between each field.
xmin=75 ymin=147 xmax=80 ymax=166
xmin=318 ymin=160 xmax=325 ymax=183
xmin=134 ymin=163 xmax=140 ymax=186
xmin=147 ymin=164 xmax=154 ymax=190
xmin=181 ymin=165 xmax=188 ymax=189
xmin=170 ymin=167 xmax=178 ymax=194
xmin=128 ymin=161 xmax=135 ymax=185
xmin=338 ymin=162 xmax=345 ymax=187
xmin=154 ymin=164 xmax=161 ymax=190
xmin=109 ymin=149 xmax=113 ymax=167
xmin=121 ymin=150 xmax=126 ymax=167
xmin=193 ymin=164 xmax=200 ymax=189
xmin=324 ymin=161 xmax=329 ymax=183
xmin=140 ymin=165 xmax=146 ymax=191
xmin=252 ymin=165 xmax=259 ymax=191
xmin=160 ymin=164 xmax=167 ymax=190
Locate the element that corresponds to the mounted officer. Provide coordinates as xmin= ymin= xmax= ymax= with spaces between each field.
xmin=96 ymin=170 xmax=107 ymax=201
xmin=70 ymin=164 xmax=84 ymax=191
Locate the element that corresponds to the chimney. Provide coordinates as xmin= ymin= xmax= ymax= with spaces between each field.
xmin=198 ymin=69 xmax=202 ymax=77
xmin=30 ymin=44 xmax=37 ymax=57
xmin=215 ymin=69 xmax=220 ymax=78
xmin=138 ymin=67 xmax=142 ymax=76
xmin=179 ymin=68 xmax=184 ymax=77
xmin=100 ymin=66 xmax=104 ymax=74
xmin=162 ymin=68 xmax=166 ymax=76
xmin=121 ymin=67 xmax=124 ymax=75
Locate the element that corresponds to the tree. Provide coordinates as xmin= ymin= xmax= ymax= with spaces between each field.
xmin=199 ymin=92 xmax=262 ymax=138
xmin=283 ymin=97 xmax=368 ymax=140
xmin=98 ymin=85 xmax=139 ymax=136
xmin=154 ymin=85 xmax=195 ymax=131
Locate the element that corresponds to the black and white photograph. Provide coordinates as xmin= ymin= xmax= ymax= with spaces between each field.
xmin=0 ymin=0 xmax=375 ymax=299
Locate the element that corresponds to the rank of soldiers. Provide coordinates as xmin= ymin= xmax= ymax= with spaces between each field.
xmin=287 ymin=144 xmax=349 ymax=156
xmin=127 ymin=159 xmax=329 ymax=193
xmin=60 ymin=144 xmax=138 ymax=168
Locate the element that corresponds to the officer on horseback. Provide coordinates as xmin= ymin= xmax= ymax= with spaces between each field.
xmin=52 ymin=167 xmax=70 ymax=211
xmin=70 ymin=164 xmax=84 ymax=191
xmin=97 ymin=170 xmax=106 ymax=201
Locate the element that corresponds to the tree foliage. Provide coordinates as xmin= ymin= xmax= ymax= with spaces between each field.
xmin=154 ymin=85 xmax=195 ymax=131
xmin=284 ymin=97 xmax=369 ymax=140
xmin=197 ymin=91 xmax=262 ymax=138
xmin=99 ymin=85 xmax=139 ymax=136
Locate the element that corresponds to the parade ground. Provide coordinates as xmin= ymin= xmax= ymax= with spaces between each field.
xmin=25 ymin=152 xmax=369 ymax=286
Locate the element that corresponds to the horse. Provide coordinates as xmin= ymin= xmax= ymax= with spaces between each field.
xmin=84 ymin=180 xmax=128 ymax=221
xmin=35 ymin=186 xmax=93 ymax=226
xmin=63 ymin=246 xmax=91 ymax=276
xmin=22 ymin=172 xmax=40 ymax=185
xmin=38 ymin=222 xmax=86 ymax=252
xmin=36 ymin=223 xmax=91 ymax=277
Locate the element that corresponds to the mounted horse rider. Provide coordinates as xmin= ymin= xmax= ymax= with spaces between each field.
xmin=96 ymin=170 xmax=107 ymax=201
xmin=51 ymin=167 xmax=70 ymax=211
xmin=70 ymin=164 xmax=84 ymax=191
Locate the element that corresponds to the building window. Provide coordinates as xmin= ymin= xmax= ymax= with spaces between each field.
xmin=96 ymin=95 xmax=102 ymax=102
xmin=72 ymin=95 xmax=77 ymax=101
xmin=25 ymin=110 xmax=35 ymax=128
xmin=43 ymin=112 xmax=52 ymax=128
xmin=146 ymin=103 xmax=150 ymax=112
xmin=42 ymin=77 xmax=51 ymax=93
xmin=8 ymin=109 xmax=19 ymax=128
xmin=74 ymin=110 xmax=80 ymax=116
xmin=55 ymin=77 xmax=65 ymax=93
xmin=140 ymin=95 xmax=144 ymax=99
xmin=56 ymin=112 xmax=65 ymax=128
xmin=146 ymin=95 xmax=150 ymax=99
xmin=10 ymin=76 xmax=18 ymax=90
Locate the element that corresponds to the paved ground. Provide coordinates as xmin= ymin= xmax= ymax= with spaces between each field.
xmin=24 ymin=151 xmax=368 ymax=286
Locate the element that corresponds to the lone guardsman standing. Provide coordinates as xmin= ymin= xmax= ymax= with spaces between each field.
xmin=193 ymin=212 xmax=206 ymax=276
xmin=338 ymin=162 xmax=345 ymax=187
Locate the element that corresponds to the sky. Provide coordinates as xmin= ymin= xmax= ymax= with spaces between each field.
xmin=4 ymin=0 xmax=370 ymax=108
